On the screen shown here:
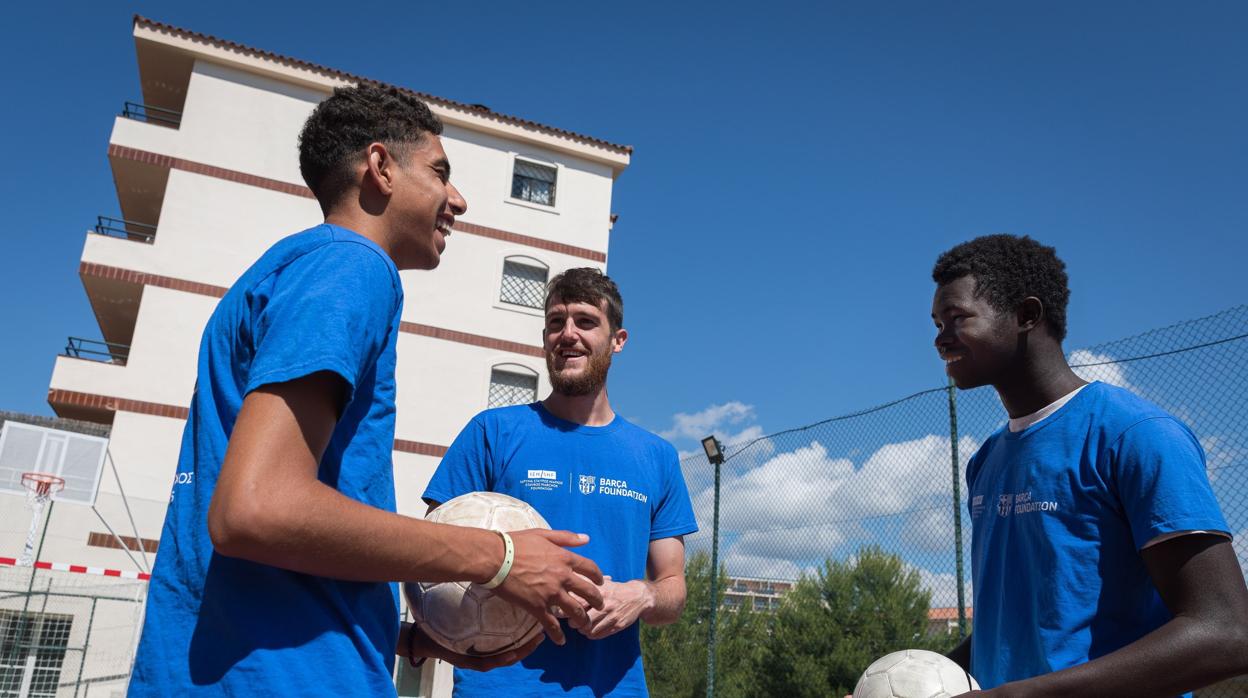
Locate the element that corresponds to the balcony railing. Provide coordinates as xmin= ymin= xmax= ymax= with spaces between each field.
xmin=120 ymin=101 xmax=182 ymax=128
xmin=64 ymin=337 xmax=130 ymax=365
xmin=93 ymin=216 xmax=156 ymax=244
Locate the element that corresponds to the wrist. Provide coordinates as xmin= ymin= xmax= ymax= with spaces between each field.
xmin=405 ymin=624 xmax=429 ymax=669
xmin=480 ymin=530 xmax=514 ymax=589
xmin=634 ymin=580 xmax=658 ymax=618
xmin=472 ymin=528 xmax=507 ymax=585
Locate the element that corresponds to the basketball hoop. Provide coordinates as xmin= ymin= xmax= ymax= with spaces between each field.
xmin=18 ymin=472 xmax=64 ymax=567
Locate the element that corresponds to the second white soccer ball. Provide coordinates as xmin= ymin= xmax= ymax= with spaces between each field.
xmin=853 ymin=649 xmax=980 ymax=698
xmin=403 ymin=491 xmax=550 ymax=656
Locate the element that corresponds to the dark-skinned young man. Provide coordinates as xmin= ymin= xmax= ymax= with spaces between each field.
xmin=930 ymin=234 xmax=1248 ymax=697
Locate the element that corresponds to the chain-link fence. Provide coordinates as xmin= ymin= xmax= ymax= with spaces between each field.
xmin=665 ymin=304 xmax=1248 ymax=697
xmin=0 ymin=564 xmax=146 ymax=697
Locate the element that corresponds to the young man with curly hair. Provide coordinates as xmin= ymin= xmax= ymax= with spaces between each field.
xmin=129 ymin=85 xmax=606 ymax=695
xmin=931 ymin=234 xmax=1248 ymax=696
xmin=423 ymin=268 xmax=698 ymax=697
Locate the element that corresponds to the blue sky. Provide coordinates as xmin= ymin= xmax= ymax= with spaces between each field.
xmin=2 ymin=1 xmax=1246 ymax=457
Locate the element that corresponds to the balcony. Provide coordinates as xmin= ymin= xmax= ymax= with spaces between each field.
xmin=92 ymin=216 xmax=156 ymax=244
xmin=64 ymin=337 xmax=130 ymax=366
xmin=120 ymin=101 xmax=182 ymax=129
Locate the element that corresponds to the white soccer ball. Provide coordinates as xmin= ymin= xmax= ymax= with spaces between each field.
xmin=853 ymin=649 xmax=980 ymax=698
xmin=403 ymin=491 xmax=550 ymax=656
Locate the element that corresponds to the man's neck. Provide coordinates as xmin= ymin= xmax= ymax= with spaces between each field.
xmin=325 ymin=210 xmax=400 ymax=266
xmin=543 ymin=389 xmax=615 ymax=427
xmin=994 ymin=347 xmax=1088 ymax=419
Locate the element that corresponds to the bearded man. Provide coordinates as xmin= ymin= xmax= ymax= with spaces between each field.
xmin=423 ymin=267 xmax=698 ymax=697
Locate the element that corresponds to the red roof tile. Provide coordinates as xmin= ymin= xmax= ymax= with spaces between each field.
xmin=927 ymin=607 xmax=974 ymax=621
xmin=133 ymin=15 xmax=633 ymax=156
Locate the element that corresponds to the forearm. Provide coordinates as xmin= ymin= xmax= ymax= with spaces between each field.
xmin=990 ymin=615 xmax=1248 ymax=698
xmin=210 ymin=478 xmax=502 ymax=584
xmin=638 ymin=575 xmax=686 ymax=626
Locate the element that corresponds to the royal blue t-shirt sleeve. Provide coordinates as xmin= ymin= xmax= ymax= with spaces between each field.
xmin=1111 ymin=417 xmax=1230 ymax=549
xmin=649 ymin=441 xmax=698 ymax=540
xmin=424 ymin=416 xmax=493 ymax=505
xmin=245 ymin=242 xmax=399 ymax=400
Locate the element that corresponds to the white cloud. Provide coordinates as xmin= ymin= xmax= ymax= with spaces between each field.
xmin=689 ymin=434 xmax=981 ymax=581
xmin=1200 ymin=435 xmax=1247 ymax=484
xmin=722 ymin=551 xmax=805 ymax=581
xmin=1069 ymin=349 xmax=1134 ymax=390
xmin=913 ymin=565 xmax=972 ymax=608
xmin=660 ymin=401 xmax=762 ymax=446
xmin=902 ymin=508 xmax=957 ymax=552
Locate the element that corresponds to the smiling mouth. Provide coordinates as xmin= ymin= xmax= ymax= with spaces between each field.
xmin=555 ymin=349 xmax=587 ymax=366
xmin=435 ymin=219 xmax=453 ymax=237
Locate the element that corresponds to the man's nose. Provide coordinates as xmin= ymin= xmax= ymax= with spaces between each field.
xmin=447 ymin=182 xmax=467 ymax=216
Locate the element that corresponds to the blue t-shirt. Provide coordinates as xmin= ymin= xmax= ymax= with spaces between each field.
xmin=423 ymin=403 xmax=698 ymax=697
xmin=967 ymin=381 xmax=1229 ymax=693
xmin=130 ymin=224 xmax=404 ymax=696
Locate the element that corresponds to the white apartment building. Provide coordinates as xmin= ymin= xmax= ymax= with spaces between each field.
xmin=2 ymin=15 xmax=629 ymax=696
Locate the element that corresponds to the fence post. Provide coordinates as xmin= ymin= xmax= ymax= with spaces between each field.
xmin=947 ymin=378 xmax=968 ymax=637
xmin=706 ymin=454 xmax=722 ymax=698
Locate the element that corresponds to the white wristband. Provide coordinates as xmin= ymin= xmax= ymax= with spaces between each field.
xmin=481 ymin=530 xmax=514 ymax=590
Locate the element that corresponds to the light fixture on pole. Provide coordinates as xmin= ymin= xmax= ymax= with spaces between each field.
xmin=701 ymin=434 xmax=724 ymax=698
xmin=701 ymin=435 xmax=724 ymax=465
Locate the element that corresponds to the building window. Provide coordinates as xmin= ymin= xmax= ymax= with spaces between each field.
xmin=499 ymin=259 xmax=549 ymax=309
xmin=0 ymin=610 xmax=73 ymax=697
xmin=488 ymin=367 xmax=538 ymax=408
xmin=511 ymin=159 xmax=557 ymax=206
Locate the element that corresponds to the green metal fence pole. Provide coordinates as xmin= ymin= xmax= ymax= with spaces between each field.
xmin=947 ymin=378 xmax=968 ymax=637
xmin=74 ymin=597 xmax=99 ymax=698
xmin=706 ymin=456 xmax=722 ymax=698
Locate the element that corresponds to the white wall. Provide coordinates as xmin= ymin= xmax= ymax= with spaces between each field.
xmin=177 ymin=60 xmax=326 ymax=185
xmin=394 ymin=334 xmax=548 ymax=448
xmin=48 ymin=287 xmax=215 ymax=407
xmin=441 ymin=123 xmax=616 ymax=252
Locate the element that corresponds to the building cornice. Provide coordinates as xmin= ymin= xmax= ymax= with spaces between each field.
xmin=108 ymin=145 xmax=606 ymax=263
xmin=47 ymin=389 xmax=451 ymax=456
xmin=132 ymin=15 xmax=632 ymax=170
xmin=78 ymin=262 xmax=546 ymax=358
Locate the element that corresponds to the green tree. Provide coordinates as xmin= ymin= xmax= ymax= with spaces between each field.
xmin=758 ymin=546 xmax=936 ymax=697
xmin=642 ymin=551 xmax=769 ymax=698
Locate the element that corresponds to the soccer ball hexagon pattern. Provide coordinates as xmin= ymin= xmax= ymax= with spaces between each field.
xmin=403 ymin=491 xmax=551 ymax=656
xmin=853 ymin=649 xmax=980 ymax=698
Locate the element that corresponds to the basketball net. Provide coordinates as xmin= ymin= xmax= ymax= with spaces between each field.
xmin=19 ymin=473 xmax=65 ymax=567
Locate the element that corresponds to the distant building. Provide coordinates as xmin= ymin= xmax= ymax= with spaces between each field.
xmin=926 ymin=606 xmax=973 ymax=636
xmin=2 ymin=15 xmax=629 ymax=697
xmin=721 ymin=577 xmax=971 ymax=637
xmin=722 ymin=576 xmax=795 ymax=612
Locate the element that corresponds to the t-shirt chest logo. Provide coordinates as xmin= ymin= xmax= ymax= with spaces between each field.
xmin=521 ymin=469 xmax=564 ymax=492
xmin=579 ymin=475 xmax=596 ymax=495
xmin=994 ymin=489 xmax=1060 ymax=518
xmin=577 ymin=473 xmax=649 ymax=503
xmin=997 ymin=494 xmax=1013 ymax=517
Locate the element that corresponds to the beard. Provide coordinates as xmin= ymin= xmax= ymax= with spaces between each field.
xmin=547 ymin=346 xmax=613 ymax=396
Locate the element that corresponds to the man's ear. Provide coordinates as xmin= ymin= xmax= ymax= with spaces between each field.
xmin=362 ymin=142 xmax=397 ymax=197
xmin=612 ymin=328 xmax=628 ymax=354
xmin=1017 ymin=296 xmax=1045 ymax=334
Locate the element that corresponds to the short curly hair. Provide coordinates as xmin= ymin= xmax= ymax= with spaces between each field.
xmin=932 ymin=234 xmax=1071 ymax=342
xmin=298 ymin=84 xmax=443 ymax=212
xmin=545 ymin=268 xmax=624 ymax=331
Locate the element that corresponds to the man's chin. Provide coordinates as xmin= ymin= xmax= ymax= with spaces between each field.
xmin=549 ymin=372 xmax=604 ymax=397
